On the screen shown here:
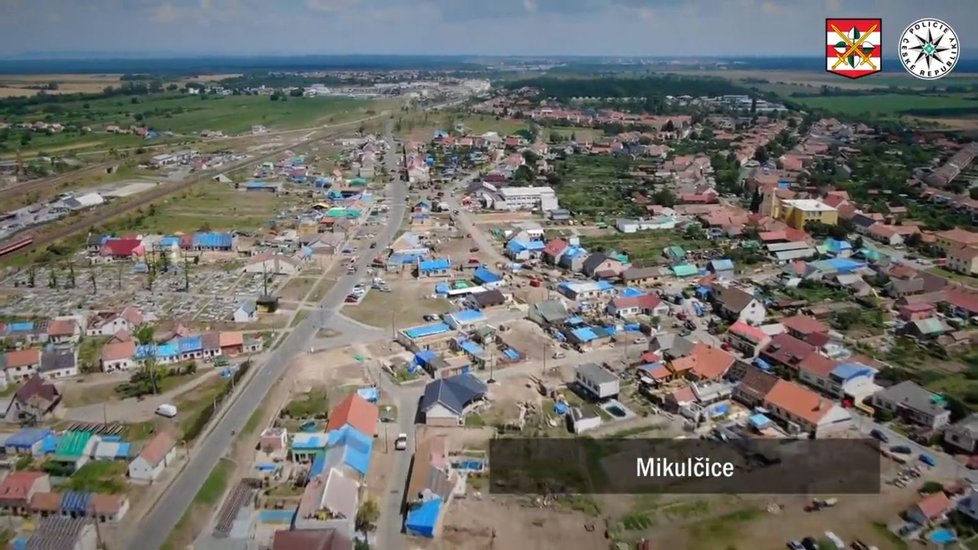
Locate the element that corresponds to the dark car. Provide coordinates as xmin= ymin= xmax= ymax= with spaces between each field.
xmin=370 ymin=242 xmax=377 ymax=249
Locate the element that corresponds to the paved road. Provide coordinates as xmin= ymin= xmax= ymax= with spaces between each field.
xmin=139 ymin=117 xmax=407 ymax=549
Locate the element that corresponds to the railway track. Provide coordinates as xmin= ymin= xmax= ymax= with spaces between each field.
xmin=0 ymin=161 xmax=116 ymax=203
xmin=0 ymin=114 xmax=386 ymax=262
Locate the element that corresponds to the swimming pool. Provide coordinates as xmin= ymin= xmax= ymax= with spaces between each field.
xmin=928 ymin=528 xmax=956 ymax=544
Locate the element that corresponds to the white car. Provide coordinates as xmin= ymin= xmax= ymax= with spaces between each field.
xmin=395 ymin=433 xmax=408 ymax=451
xmin=633 ymin=337 xmax=649 ymax=344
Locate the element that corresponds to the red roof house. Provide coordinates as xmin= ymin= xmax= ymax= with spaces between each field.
xmin=326 ymin=393 xmax=379 ymax=437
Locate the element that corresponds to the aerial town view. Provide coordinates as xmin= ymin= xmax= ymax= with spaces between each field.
xmin=1 ymin=1 xmax=978 ymax=550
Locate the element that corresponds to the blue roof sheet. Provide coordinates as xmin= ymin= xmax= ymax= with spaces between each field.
xmin=292 ymin=435 xmax=327 ymax=450
xmin=415 ymin=350 xmax=438 ymax=364
xmin=472 ymin=267 xmax=502 ymax=284
xmin=525 ymin=241 xmax=547 ymax=251
xmin=571 ymin=327 xmax=599 ymax=342
xmin=563 ymin=246 xmax=587 ymax=258
xmin=309 ymin=452 xmax=327 ymax=478
xmin=8 ymin=322 xmax=33 ymax=332
xmin=192 ymin=232 xmax=234 ymax=248
xmin=749 ymin=413 xmax=772 ymax=428
xmin=406 ymin=498 xmax=442 ymax=537
xmin=831 ymin=362 xmax=876 ymax=381
xmin=710 ymin=259 xmax=735 ymax=271
xmin=40 ymin=434 xmax=59 ymax=454
xmin=506 ymin=240 xmax=527 ymax=253
xmin=325 ymin=425 xmax=373 ymax=476
xmin=434 ymin=283 xmax=450 ymax=294
xmin=60 ymin=491 xmax=92 ymax=514
xmin=419 ymin=258 xmax=451 ymax=271
xmin=596 ymin=280 xmax=615 ymax=291
xmin=459 ymin=340 xmax=484 ymax=355
xmin=159 ymin=236 xmax=181 ymax=247
xmin=7 ymin=428 xmax=52 ymax=448
xmin=403 ymin=322 xmax=451 ymax=339
xmin=178 ymin=335 xmax=202 ymax=353
xmin=135 ymin=342 xmax=180 ymax=359
xmin=620 ymin=287 xmax=646 ymax=298
xmin=451 ymin=309 xmax=486 ymax=323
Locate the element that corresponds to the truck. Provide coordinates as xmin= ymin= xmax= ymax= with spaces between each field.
xmin=156 ymin=404 xmax=178 ymax=418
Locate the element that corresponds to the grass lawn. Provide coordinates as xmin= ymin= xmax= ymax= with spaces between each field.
xmin=547 ymin=127 xmax=604 ymax=142
xmin=455 ymin=115 xmax=528 ymax=136
xmin=111 ymin=183 xmax=306 ymax=235
xmin=63 ymin=460 xmax=127 ymax=494
xmin=278 ymin=277 xmax=318 ymax=301
xmin=284 ymin=388 xmax=330 ymax=419
xmin=929 ymin=267 xmax=978 ymax=285
xmin=176 ymin=374 xmax=229 ymax=439
xmin=687 ymin=507 xmax=764 ymax=549
xmin=162 ymin=457 xmax=234 ymax=550
xmin=343 ymin=287 xmax=453 ymax=328
xmin=290 ymin=309 xmax=310 ymax=328
xmin=580 ymin=230 xmax=711 ymax=266
xmin=310 ymin=278 xmax=336 ymax=302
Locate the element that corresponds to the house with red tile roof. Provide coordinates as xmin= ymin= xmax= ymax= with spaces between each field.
xmin=725 ymin=321 xmax=771 ymax=357
xmin=759 ymin=333 xmax=816 ymax=373
xmin=128 ymin=430 xmax=178 ymax=483
xmin=779 ymin=314 xmax=829 ymax=343
xmin=606 ymin=294 xmax=668 ymax=319
xmin=762 ymin=379 xmax=852 ymax=437
xmin=796 ymin=353 xmax=838 ymax=390
xmin=0 ymin=471 xmax=50 ymax=515
xmin=326 ymin=393 xmax=379 ymax=438
xmin=679 ymin=344 xmax=736 ymax=382
xmin=905 ymin=491 xmax=952 ymax=526
xmin=46 ymin=317 xmax=81 ymax=344
xmin=100 ymin=238 xmax=143 ymax=259
xmin=100 ymin=340 xmax=136 ymax=372
xmin=542 ymin=239 xmax=568 ymax=265
xmin=3 ymin=348 xmax=42 ymax=381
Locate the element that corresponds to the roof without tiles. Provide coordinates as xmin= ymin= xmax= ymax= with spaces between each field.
xmin=272 ymin=529 xmax=354 ymax=550
xmin=101 ymin=340 xmax=136 ymax=362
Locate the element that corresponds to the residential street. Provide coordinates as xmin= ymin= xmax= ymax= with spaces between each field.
xmin=138 ymin=118 xmax=407 ymax=550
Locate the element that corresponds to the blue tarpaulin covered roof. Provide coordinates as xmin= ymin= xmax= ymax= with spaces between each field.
xmin=326 ymin=425 xmax=373 ymax=476
xmin=749 ymin=414 xmax=772 ymax=428
xmin=403 ymin=323 xmax=451 ymax=339
xmin=434 ymin=283 xmax=450 ymax=294
xmin=356 ymin=387 xmax=379 ymax=403
xmin=406 ymin=498 xmax=443 ymax=538
xmin=419 ymin=258 xmax=451 ymax=271
xmin=8 ymin=322 xmax=33 ymax=332
xmin=620 ymin=288 xmax=646 ymax=298
xmin=159 ymin=236 xmax=181 ymax=247
xmin=40 ymin=434 xmax=60 ymax=454
xmin=458 ymin=339 xmax=484 ymax=355
xmin=415 ymin=350 xmax=438 ymax=365
xmin=7 ymin=428 xmax=52 ymax=448
xmin=193 ymin=232 xmax=234 ymax=248
xmin=449 ymin=310 xmax=486 ymax=324
xmin=472 ymin=267 xmax=502 ymax=284
xmin=309 ymin=453 xmax=327 ymax=478
xmin=571 ymin=327 xmax=599 ymax=342
xmin=136 ymin=342 xmax=179 ymax=359
xmin=60 ymin=491 xmax=92 ymax=514
xmin=178 ymin=336 xmax=202 ymax=353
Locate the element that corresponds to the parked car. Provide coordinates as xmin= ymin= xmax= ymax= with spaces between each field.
xmin=395 ymin=433 xmax=408 ymax=451
xmin=470 ymin=246 xmax=480 ymax=252
xmin=156 ymin=404 xmax=178 ymax=418
xmin=870 ymin=428 xmax=889 ymax=443
xmin=370 ymin=242 xmax=377 ymax=249
xmin=633 ymin=337 xmax=648 ymax=344
xmin=552 ymin=351 xmax=567 ymax=360
xmin=786 ymin=542 xmax=805 ymax=550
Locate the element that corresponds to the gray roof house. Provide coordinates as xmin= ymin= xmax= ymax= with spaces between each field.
xmin=944 ymin=413 xmax=978 ymax=453
xmin=420 ymin=374 xmax=488 ymax=426
xmin=233 ymin=300 xmax=257 ymax=323
xmin=871 ymin=381 xmax=951 ymax=429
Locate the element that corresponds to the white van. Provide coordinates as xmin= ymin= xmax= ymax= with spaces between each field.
xmin=156 ymin=404 xmax=178 ymax=418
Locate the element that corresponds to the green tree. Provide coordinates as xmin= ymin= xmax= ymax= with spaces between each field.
xmin=652 ymin=188 xmax=676 ymax=207
xmin=134 ymin=324 xmax=161 ymax=395
xmin=356 ymin=499 xmax=380 ymax=535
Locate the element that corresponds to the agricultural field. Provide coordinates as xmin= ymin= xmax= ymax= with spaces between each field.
xmin=0 ymin=93 xmax=378 ymax=155
xmin=399 ymin=109 xmax=531 ymax=142
xmin=0 ymin=73 xmax=126 ymax=96
xmin=547 ymin=126 xmax=604 ymax=143
xmin=664 ymin=68 xmax=978 ymax=91
xmin=781 ymin=92 xmax=978 ymax=117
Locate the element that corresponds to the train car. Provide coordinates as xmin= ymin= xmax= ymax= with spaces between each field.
xmin=0 ymin=235 xmax=33 ymax=257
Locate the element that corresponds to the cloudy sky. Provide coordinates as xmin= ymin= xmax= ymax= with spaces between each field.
xmin=0 ymin=0 xmax=974 ymax=57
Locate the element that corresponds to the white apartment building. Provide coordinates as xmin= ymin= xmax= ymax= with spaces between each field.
xmin=495 ymin=186 xmax=559 ymax=212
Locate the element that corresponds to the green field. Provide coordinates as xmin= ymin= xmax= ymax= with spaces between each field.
xmin=0 ymin=93 xmax=376 ymax=155
xmin=550 ymin=155 xmax=648 ymax=220
xmin=782 ymin=93 xmax=978 ymax=117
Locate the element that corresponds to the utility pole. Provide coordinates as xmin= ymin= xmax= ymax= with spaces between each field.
xmin=183 ymin=255 xmax=191 ymax=292
xmin=487 ymin=344 xmax=495 ymax=384
xmin=89 ymin=266 xmax=97 ymax=295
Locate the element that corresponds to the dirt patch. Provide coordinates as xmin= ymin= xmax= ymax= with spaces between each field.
xmin=291 ymin=348 xmax=372 ymax=392
xmin=343 ymin=280 xmax=453 ymax=328
xmin=421 ymin=498 xmax=609 ymax=550
xmin=496 ymin=319 xmax=555 ymax=362
xmin=277 ymin=277 xmax=318 ymax=302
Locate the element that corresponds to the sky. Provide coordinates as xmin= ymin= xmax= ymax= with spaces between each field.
xmin=0 ymin=0 xmax=975 ymax=58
